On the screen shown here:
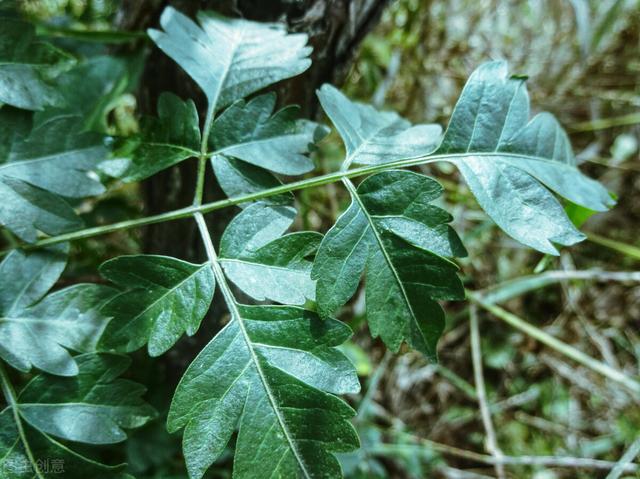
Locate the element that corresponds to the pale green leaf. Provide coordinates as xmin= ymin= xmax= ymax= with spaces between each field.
xmin=209 ymin=93 xmax=322 ymax=175
xmin=0 ymin=245 xmax=114 ymax=376
xmin=148 ymin=7 xmax=311 ymax=112
xmin=0 ymin=110 xmax=108 ymax=242
xmin=317 ymin=84 xmax=442 ymax=168
xmin=212 ymin=155 xmax=293 ymax=208
xmin=0 ymin=18 xmax=72 ymax=111
xmin=98 ymin=255 xmax=215 ymax=356
xmin=438 ymin=60 xmax=614 ymax=254
xmin=219 ymin=203 xmax=321 ymax=305
xmin=167 ymin=304 xmax=359 ymax=479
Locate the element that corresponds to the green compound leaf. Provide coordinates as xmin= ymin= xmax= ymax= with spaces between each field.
xmin=167 ymin=304 xmax=359 ymax=479
xmin=0 ymin=18 xmax=72 ymax=111
xmin=317 ymin=84 xmax=442 ymax=169
xmin=104 ymin=92 xmax=201 ymax=182
xmin=18 ymin=353 xmax=156 ymax=444
xmin=0 ymin=409 xmax=133 ymax=479
xmin=209 ymin=93 xmax=323 ymax=176
xmin=0 ymin=110 xmax=109 ymax=242
xmin=438 ymin=60 xmax=614 ymax=254
xmin=148 ymin=7 xmax=311 ymax=112
xmin=312 ymin=170 xmax=465 ymax=360
xmin=0 ymin=245 xmax=115 ymax=376
xmin=219 ymin=203 xmax=321 ymax=305
xmin=98 ymin=255 xmax=215 ymax=357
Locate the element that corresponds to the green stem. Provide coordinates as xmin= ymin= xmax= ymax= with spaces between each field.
xmin=1 ymin=156 xmax=445 ymax=255
xmin=0 ymin=363 xmax=45 ymax=479
xmin=0 ymin=150 xmax=572 ymax=255
xmin=569 ymin=113 xmax=640 ymax=132
xmin=193 ymin=155 xmax=208 ymax=206
xmin=587 ymin=232 xmax=640 ymax=261
xmin=356 ymin=350 xmax=392 ymax=421
xmin=193 ymin=105 xmax=216 ymax=206
xmin=468 ymin=291 xmax=640 ymax=396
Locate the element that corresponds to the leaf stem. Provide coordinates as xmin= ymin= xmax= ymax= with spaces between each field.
xmin=0 ymin=151 xmax=573 ymax=255
xmin=193 ymin=156 xmax=208 ymax=206
xmin=587 ymin=232 xmax=640 ymax=261
xmin=193 ymin=104 xmax=216 ymax=206
xmin=356 ymin=350 xmax=392 ymax=421
xmin=0 ymin=362 xmax=45 ymax=479
xmin=468 ymin=291 xmax=640 ymax=395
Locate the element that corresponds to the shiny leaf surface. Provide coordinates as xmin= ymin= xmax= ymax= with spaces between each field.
xmin=209 ymin=93 xmax=322 ymax=175
xmin=219 ymin=203 xmax=321 ymax=305
xmin=18 ymin=353 xmax=156 ymax=444
xmin=312 ymin=171 xmax=465 ymax=359
xmin=98 ymin=255 xmax=215 ymax=356
xmin=0 ymin=246 xmax=114 ymax=376
xmin=317 ymin=84 xmax=442 ymax=168
xmin=148 ymin=7 xmax=311 ymax=112
xmin=167 ymin=304 xmax=359 ymax=479
xmin=438 ymin=61 xmax=614 ymax=254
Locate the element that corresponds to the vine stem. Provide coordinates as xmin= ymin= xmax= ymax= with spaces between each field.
xmin=1 ymin=150 xmax=555 ymax=255
xmin=468 ymin=291 xmax=640 ymax=395
xmin=0 ymin=362 xmax=45 ymax=479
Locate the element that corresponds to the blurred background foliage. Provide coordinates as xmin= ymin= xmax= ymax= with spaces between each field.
xmin=8 ymin=0 xmax=640 ymax=477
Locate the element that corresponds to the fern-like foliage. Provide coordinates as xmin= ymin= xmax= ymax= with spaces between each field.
xmin=0 ymin=4 xmax=613 ymax=479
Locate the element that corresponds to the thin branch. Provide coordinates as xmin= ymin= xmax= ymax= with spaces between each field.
xmin=468 ymin=291 xmax=640 ymax=395
xmin=1 ymin=150 xmax=571 ymax=256
xmin=480 ymin=269 xmax=640 ymax=305
xmin=606 ymin=437 xmax=640 ymax=479
xmin=469 ymin=304 xmax=506 ymax=479
xmin=356 ymin=350 xmax=392 ymax=421
xmin=381 ymin=433 xmax=640 ymax=472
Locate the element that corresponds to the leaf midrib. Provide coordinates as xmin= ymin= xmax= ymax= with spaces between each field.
xmin=343 ymin=178 xmax=424 ymax=352
xmin=194 ymin=213 xmax=313 ymax=479
xmin=106 ymin=264 xmax=209 ymax=339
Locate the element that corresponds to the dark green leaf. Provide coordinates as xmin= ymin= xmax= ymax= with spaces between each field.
xmin=98 ymin=255 xmax=215 ymax=356
xmin=148 ymin=7 xmax=311 ymax=112
xmin=437 ymin=61 xmax=614 ymax=254
xmin=167 ymin=304 xmax=359 ymax=479
xmin=312 ymin=171 xmax=465 ymax=359
xmin=18 ymin=353 xmax=156 ymax=444
xmin=219 ymin=203 xmax=321 ymax=305
xmin=102 ymin=92 xmax=200 ymax=182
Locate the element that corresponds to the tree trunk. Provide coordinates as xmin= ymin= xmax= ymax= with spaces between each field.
xmin=116 ymin=0 xmax=390 ymax=380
